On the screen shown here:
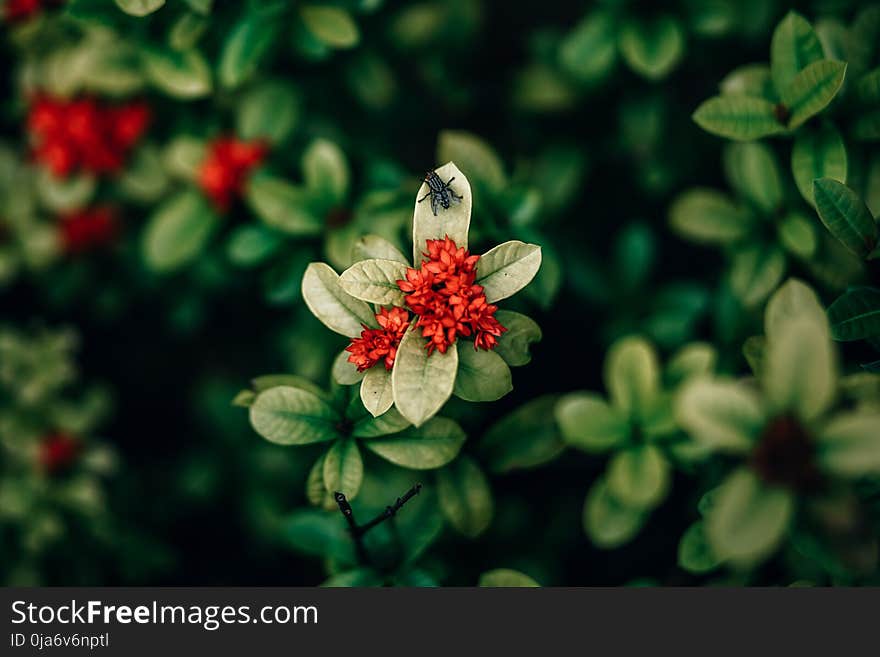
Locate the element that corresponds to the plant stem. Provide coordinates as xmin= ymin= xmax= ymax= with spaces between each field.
xmin=333 ymin=484 xmax=422 ymax=565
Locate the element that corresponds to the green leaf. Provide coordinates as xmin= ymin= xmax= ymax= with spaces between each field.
xmin=412 ymin=162 xmax=471 ymax=264
xmin=361 ymin=417 xmax=465 ymax=469
xmin=249 ymin=385 xmax=340 ymax=445
xmin=360 ymin=366 xmax=394 ymax=417
xmin=333 ymin=350 xmax=365 ymax=385
xmin=777 ymin=212 xmax=818 ymax=259
xmin=618 ymin=15 xmax=685 ymax=81
xmin=339 ymin=258 xmax=409 ymax=306
xmin=558 ymin=10 xmax=617 ymax=84
xmin=226 ymin=224 xmax=282 ymax=268
xmin=300 ymin=6 xmax=360 ymax=49
xmin=828 ymin=287 xmax=880 ymax=341
xmin=780 ymin=60 xmax=847 ymax=129
xmin=812 ymin=178 xmax=878 ymax=258
xmin=437 ymin=131 xmax=506 ymax=191
xmin=764 ymin=315 xmax=837 ymax=422
xmin=478 ymin=569 xmax=539 ymax=587
xmin=555 ymin=392 xmax=629 ymax=452
xmin=668 ymin=188 xmax=750 ymax=244
xmin=729 ymin=244 xmax=787 ymax=308
xmin=237 ymin=82 xmax=300 ymax=145
xmin=692 ymin=96 xmax=784 ymax=141
xmin=283 ymin=509 xmax=355 ymax=564
xmin=706 ymin=468 xmax=794 ymax=565
xmin=675 ymin=378 xmax=764 ymax=452
xmin=764 ymin=278 xmax=828 ymax=340
xmin=218 ymin=17 xmax=278 ymax=89
xmin=606 ymin=445 xmax=670 ymax=509
xmin=665 ymin=342 xmax=717 ymax=386
xmin=245 ymin=173 xmax=323 ymax=236
xmin=115 ymin=0 xmax=164 ymax=17
xmin=723 ymin=142 xmax=783 ymax=214
xmin=301 ymin=263 xmax=377 ymax=337
xmin=323 ymin=438 xmax=363 ymax=499
xmin=720 ymin=64 xmax=776 ymax=101
xmin=352 ymin=235 xmax=409 ymax=265
xmin=141 ymin=48 xmax=211 ymax=98
xmin=791 ymin=124 xmax=847 ymax=205
xmin=493 ymin=310 xmax=541 ymax=367
xmin=252 ymin=374 xmax=326 ymax=399
xmin=162 ymin=136 xmax=206 ymax=182
xmin=35 ymin=169 xmax=96 ymax=213
xmin=350 ymin=405 xmax=410 ymax=438
xmin=604 ymin=336 xmax=660 ymax=422
xmin=770 ymin=11 xmax=825 ymax=93
xmin=678 ymin=521 xmax=721 ymax=574
xmin=475 ymin=241 xmax=542 ymax=303
xmin=437 ymin=455 xmax=493 ymax=538
xmin=142 ymin=190 xmax=217 ymax=272
xmin=452 ymin=344 xmax=512 ymax=402
xmin=480 ymin=395 xmax=565 ymax=473
xmin=306 ymin=453 xmax=334 ymax=509
xmin=855 ymin=67 xmax=880 ymax=104
xmin=816 ymin=411 xmax=880 ymax=476
xmin=391 ymin=327 xmax=458 ymax=427
xmin=322 ymin=568 xmax=384 ymax=587
xmin=302 ymin=139 xmax=349 ymax=205
xmin=583 ymin=477 xmax=647 ymax=549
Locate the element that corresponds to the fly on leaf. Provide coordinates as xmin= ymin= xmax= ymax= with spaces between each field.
xmin=418 ymin=170 xmax=462 ymax=216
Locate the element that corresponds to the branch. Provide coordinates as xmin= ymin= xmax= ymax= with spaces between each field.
xmin=333 ymin=484 xmax=423 ymax=565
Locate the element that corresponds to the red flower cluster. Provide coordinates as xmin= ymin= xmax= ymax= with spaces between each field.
xmin=197 ymin=137 xmax=268 ymax=212
xmin=27 ymin=95 xmax=150 ymax=177
xmin=398 ymin=237 xmax=506 ymax=354
xmin=59 ymin=207 xmax=118 ymax=255
xmin=346 ymin=307 xmax=410 ymax=372
xmin=3 ymin=0 xmax=48 ymax=22
xmin=38 ymin=432 xmax=81 ymax=474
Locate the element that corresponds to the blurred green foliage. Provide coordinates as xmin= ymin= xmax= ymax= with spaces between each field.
xmin=2 ymin=0 xmax=880 ymax=586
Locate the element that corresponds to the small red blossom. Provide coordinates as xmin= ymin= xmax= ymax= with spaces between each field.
xmin=397 ymin=236 xmax=506 ymax=354
xmin=346 ymin=307 xmax=411 ymax=372
xmin=3 ymin=0 xmax=43 ymax=22
xmin=197 ymin=137 xmax=268 ymax=212
xmin=59 ymin=207 xmax=119 ymax=255
xmin=38 ymin=432 xmax=81 ymax=474
xmin=27 ymin=95 xmax=150 ymax=177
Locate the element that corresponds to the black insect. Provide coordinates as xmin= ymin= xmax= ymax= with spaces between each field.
xmin=418 ymin=170 xmax=463 ymax=216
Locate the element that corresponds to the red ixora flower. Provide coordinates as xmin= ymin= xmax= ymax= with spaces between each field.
xmin=27 ymin=95 xmax=150 ymax=177
xmin=346 ymin=306 xmax=411 ymax=372
xmin=398 ymin=236 xmax=506 ymax=355
xmin=38 ymin=432 xmax=81 ymax=474
xmin=3 ymin=0 xmax=53 ymax=22
xmin=197 ymin=137 xmax=268 ymax=212
xmin=59 ymin=206 xmax=119 ymax=255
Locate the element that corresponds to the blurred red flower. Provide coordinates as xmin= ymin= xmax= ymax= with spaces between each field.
xmin=346 ymin=306 xmax=411 ymax=372
xmin=197 ymin=137 xmax=268 ymax=212
xmin=27 ymin=95 xmax=150 ymax=177
xmin=398 ymin=236 xmax=506 ymax=354
xmin=59 ymin=206 xmax=119 ymax=255
xmin=38 ymin=432 xmax=81 ymax=474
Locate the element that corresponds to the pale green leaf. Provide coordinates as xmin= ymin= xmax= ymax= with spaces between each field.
xmin=777 ymin=212 xmax=818 ymax=259
xmin=720 ymin=64 xmax=776 ymax=101
xmin=764 ymin=278 xmax=828 ymax=341
xmin=604 ymin=336 xmax=660 ymax=421
xmin=676 ymin=378 xmax=764 ymax=451
xmin=475 ymin=240 xmax=542 ymax=303
xmin=817 ymin=411 xmax=880 ymax=476
xmin=780 ymin=60 xmax=847 ymax=129
xmin=245 ymin=173 xmax=323 ymax=236
xmin=678 ymin=521 xmax=721 ymax=574
xmin=723 ymin=141 xmax=783 ymax=214
xmin=142 ymin=190 xmax=217 ymax=272
xmin=791 ymin=123 xmax=847 ymax=204
xmin=249 ymin=385 xmax=340 ymax=445
xmin=361 ymin=416 xmax=465 ymax=469
xmin=412 ymin=162 xmax=471 ymax=264
xmin=300 ymin=6 xmax=360 ymax=49
xmin=391 ymin=327 xmax=458 ymax=426
xmin=115 ymin=0 xmax=164 ymax=17
xmin=451 ymin=344 xmax=512 ymax=402
xmin=333 ymin=350 xmax=365 ymax=385
xmin=478 ymin=569 xmax=539 ymax=587
xmin=480 ymin=396 xmax=565 ymax=473
xmin=323 ymin=438 xmax=363 ymax=499
xmin=770 ymin=11 xmax=825 ymax=92
xmin=555 ymin=392 xmax=629 ymax=452
xmin=218 ymin=17 xmax=278 ymax=89
xmin=350 ymin=405 xmax=410 ymax=438
xmin=692 ymin=96 xmax=784 ymax=140
xmin=352 ymin=235 xmax=409 ymax=265
xmin=437 ymin=131 xmax=506 ymax=191
xmin=142 ymin=48 xmax=211 ymax=99
xmin=583 ymin=477 xmax=647 ymax=549
xmin=729 ymin=244 xmax=787 ymax=308
xmin=237 ymin=82 xmax=299 ymax=145
xmin=301 ymin=263 xmax=377 ymax=337
xmin=618 ymin=15 xmax=685 ymax=81
xmin=706 ymin=468 xmax=794 ymax=565
xmin=606 ymin=445 xmax=670 ymax=509
xmin=668 ymin=188 xmax=750 ymax=244
xmin=360 ymin=366 xmax=394 ymax=417
xmin=558 ymin=10 xmax=617 ymax=84
xmin=302 ymin=139 xmax=349 ymax=205
xmin=339 ymin=258 xmax=409 ymax=306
